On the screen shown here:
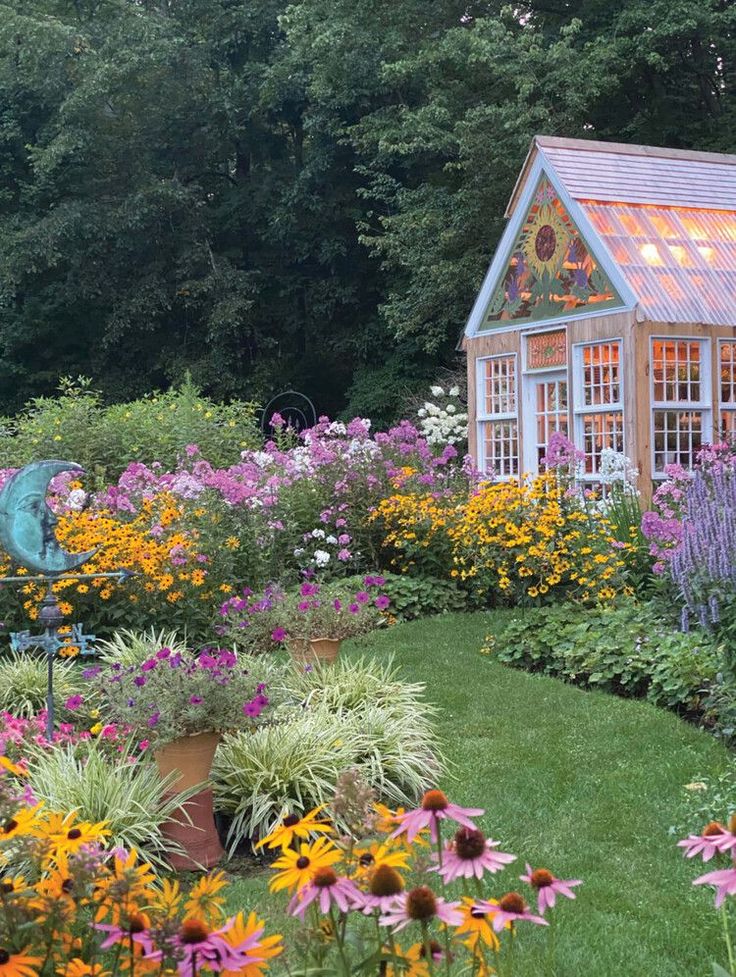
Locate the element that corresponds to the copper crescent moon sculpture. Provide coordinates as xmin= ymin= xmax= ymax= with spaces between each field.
xmin=0 ymin=461 xmax=98 ymax=574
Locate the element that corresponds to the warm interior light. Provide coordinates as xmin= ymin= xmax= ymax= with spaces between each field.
xmin=697 ymin=245 xmax=714 ymax=263
xmin=668 ymin=245 xmax=691 ymax=266
xmin=640 ymin=243 xmax=663 ymax=266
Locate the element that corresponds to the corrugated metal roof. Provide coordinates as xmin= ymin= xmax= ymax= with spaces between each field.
xmin=583 ymin=202 xmax=736 ymax=325
xmin=506 ymin=136 xmax=736 ymax=217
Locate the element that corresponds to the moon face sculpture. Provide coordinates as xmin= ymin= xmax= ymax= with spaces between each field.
xmin=0 ymin=461 xmax=98 ymax=575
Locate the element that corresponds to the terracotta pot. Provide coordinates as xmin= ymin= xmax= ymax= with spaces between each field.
xmin=154 ymin=731 xmax=221 ymax=790
xmin=154 ymin=732 xmax=224 ymax=871
xmin=288 ymin=637 xmax=342 ymax=665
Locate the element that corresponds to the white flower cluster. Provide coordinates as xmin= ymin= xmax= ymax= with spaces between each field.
xmin=599 ymin=448 xmax=640 ymax=491
xmin=417 ymin=384 xmax=468 ymax=447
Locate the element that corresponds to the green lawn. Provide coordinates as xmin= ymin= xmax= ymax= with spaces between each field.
xmin=226 ymin=611 xmax=732 ymax=976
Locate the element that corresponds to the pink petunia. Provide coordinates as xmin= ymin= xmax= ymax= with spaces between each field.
xmin=431 ymin=828 xmax=516 ymax=883
xmin=519 ymin=864 xmax=582 ymax=914
xmin=391 ymin=789 xmax=484 ymax=843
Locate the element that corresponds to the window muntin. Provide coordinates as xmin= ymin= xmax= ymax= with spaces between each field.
xmin=650 ymin=338 xmax=711 ymax=474
xmin=534 ymin=376 xmax=568 ymax=470
xmin=477 ymin=355 xmax=519 ymax=478
xmin=572 ymin=340 xmax=624 ymax=477
xmin=720 ymin=341 xmax=736 ymax=443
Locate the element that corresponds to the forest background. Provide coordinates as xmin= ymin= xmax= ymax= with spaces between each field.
xmin=0 ymin=0 xmax=733 ymax=424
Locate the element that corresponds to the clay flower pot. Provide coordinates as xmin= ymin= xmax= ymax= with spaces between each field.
xmin=154 ymin=731 xmax=224 ymax=871
xmin=288 ymin=637 xmax=342 ymax=665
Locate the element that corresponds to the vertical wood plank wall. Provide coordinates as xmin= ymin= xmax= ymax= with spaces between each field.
xmin=465 ymin=314 xmax=736 ymax=501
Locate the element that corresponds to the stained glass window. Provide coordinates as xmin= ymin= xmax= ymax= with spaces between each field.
xmin=477 ymin=356 xmax=518 ymax=478
xmin=482 ymin=177 xmax=621 ymax=327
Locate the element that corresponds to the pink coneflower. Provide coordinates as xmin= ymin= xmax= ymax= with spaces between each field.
xmin=476 ymin=893 xmax=548 ymax=933
xmin=431 ymin=827 xmax=515 ymax=883
xmin=519 ymin=864 xmax=582 ymax=914
xmin=391 ymin=789 xmax=484 ymax=843
xmin=379 ymin=886 xmax=462 ymax=932
xmin=97 ymin=914 xmax=155 ymax=954
xmin=693 ymin=866 xmax=736 ymax=908
xmin=288 ymin=867 xmax=361 ymax=919
xmin=353 ymin=864 xmax=405 ymax=915
xmin=152 ymin=917 xmax=263 ymax=974
xmin=678 ymin=822 xmax=736 ymax=862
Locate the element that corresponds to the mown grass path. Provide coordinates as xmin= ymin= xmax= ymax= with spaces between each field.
xmin=227 ymin=612 xmax=731 ymax=976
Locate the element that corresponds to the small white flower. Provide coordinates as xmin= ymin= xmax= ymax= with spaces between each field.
xmin=293 ymin=547 xmax=305 ymax=557
xmin=446 ymin=403 xmax=456 ymax=414
xmin=313 ymin=549 xmax=331 ymax=566
xmin=430 ymin=385 xmax=444 ymax=397
xmin=449 ymin=385 xmax=460 ymax=397
xmin=326 ymin=535 xmax=337 ymax=545
xmin=311 ymin=528 xmax=326 ymax=539
xmin=417 ymin=408 xmax=427 ymax=418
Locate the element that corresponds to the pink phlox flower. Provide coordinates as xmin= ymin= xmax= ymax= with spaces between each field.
xmin=390 ymin=790 xmax=484 ymax=843
xmin=519 ymin=864 xmax=582 ymax=914
xmin=288 ymin=874 xmax=361 ymax=919
xmin=678 ymin=825 xmax=736 ymax=862
xmin=431 ymin=830 xmax=516 ymax=883
xmin=693 ymin=866 xmax=736 ymax=908
xmin=378 ymin=889 xmax=462 ymax=932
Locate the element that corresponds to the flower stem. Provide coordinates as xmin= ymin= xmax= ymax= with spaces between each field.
xmin=722 ymin=902 xmax=736 ymax=977
xmin=421 ymin=922 xmax=435 ymax=977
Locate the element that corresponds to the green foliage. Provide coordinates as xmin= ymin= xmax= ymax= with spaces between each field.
xmin=369 ymin=573 xmax=471 ymax=621
xmin=26 ymin=740 xmax=200 ymax=869
xmin=0 ymin=0 xmax=733 ymax=415
xmin=491 ymin=601 xmax=720 ymax=714
xmin=0 ymin=650 xmax=82 ymax=717
xmin=95 ymin=628 xmax=189 ymax=668
xmin=213 ymin=654 xmax=441 ymax=851
xmin=0 ymin=377 xmax=259 ymax=482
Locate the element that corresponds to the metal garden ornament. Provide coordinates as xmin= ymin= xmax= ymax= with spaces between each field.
xmin=0 ymin=461 xmax=132 ymax=738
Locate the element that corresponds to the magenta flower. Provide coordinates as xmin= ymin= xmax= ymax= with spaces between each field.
xmin=678 ymin=823 xmax=736 ymax=862
xmin=288 ymin=868 xmax=361 ymax=919
xmin=391 ymin=789 xmax=484 ymax=843
xmin=693 ymin=866 xmax=736 ymax=907
xmin=374 ymin=595 xmax=390 ymax=611
xmin=64 ymin=695 xmax=84 ymax=711
xmin=141 ymin=659 xmax=157 ymax=672
xmin=300 ymin=582 xmax=319 ymax=597
xmin=147 ymin=712 xmax=160 ymax=728
xmin=333 ymin=598 xmax=342 ymax=611
xmin=271 ymin=627 xmax=287 ymax=642
xmin=355 ymin=591 xmax=370 ymax=604
xmin=476 ymin=893 xmax=548 ymax=933
xmin=189 ymin=695 xmax=203 ymax=705
xmin=151 ymin=917 xmax=265 ymax=974
xmin=297 ymin=600 xmax=311 ymax=612
xmin=379 ymin=886 xmax=462 ymax=932
xmin=96 ymin=916 xmax=155 ymax=954
xmin=133 ymin=676 xmax=146 ymax=688
xmin=156 ymin=647 xmax=172 ymax=659
xmin=519 ymin=864 xmax=582 ymax=914
xmin=348 ymin=603 xmax=360 ymax=614
xmin=431 ymin=828 xmax=515 ymax=882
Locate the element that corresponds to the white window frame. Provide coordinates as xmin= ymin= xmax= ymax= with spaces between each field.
xmin=572 ymin=338 xmax=625 ymax=480
xmin=476 ymin=353 xmax=519 ymax=479
xmin=718 ymin=339 xmax=736 ymax=443
xmin=649 ymin=336 xmax=712 ymax=477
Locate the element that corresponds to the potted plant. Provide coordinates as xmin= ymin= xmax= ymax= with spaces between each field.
xmin=219 ymin=576 xmax=391 ymax=664
xmin=93 ymin=646 xmax=271 ymax=869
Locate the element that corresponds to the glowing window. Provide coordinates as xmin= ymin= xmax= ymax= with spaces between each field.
xmin=573 ymin=341 xmax=624 ymax=477
xmin=720 ymin=341 xmax=736 ymax=444
xmin=477 ymin=356 xmax=519 ymax=478
xmin=651 ymin=338 xmax=711 ymax=474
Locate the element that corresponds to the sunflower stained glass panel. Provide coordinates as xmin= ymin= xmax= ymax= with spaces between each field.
xmin=482 ymin=177 xmax=622 ymax=327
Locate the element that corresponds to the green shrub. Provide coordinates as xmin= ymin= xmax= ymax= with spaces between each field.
xmin=490 ymin=601 xmax=719 ymax=713
xmin=95 ymin=628 xmax=189 ymax=667
xmin=213 ymin=655 xmax=442 ymax=852
xmin=0 ymin=376 xmax=260 ymax=482
xmin=0 ymin=651 xmax=83 ymax=717
xmin=326 ymin=573 xmax=470 ymax=622
xmin=26 ymin=740 xmax=199 ymax=869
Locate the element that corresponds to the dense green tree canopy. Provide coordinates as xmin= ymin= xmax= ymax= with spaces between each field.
xmin=0 ymin=0 xmax=732 ymax=422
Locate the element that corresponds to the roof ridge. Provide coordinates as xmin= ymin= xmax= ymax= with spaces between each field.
xmin=535 ymin=135 xmax=736 ymax=166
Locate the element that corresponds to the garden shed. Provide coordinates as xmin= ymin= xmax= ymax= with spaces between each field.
xmin=463 ymin=135 xmax=736 ymax=490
